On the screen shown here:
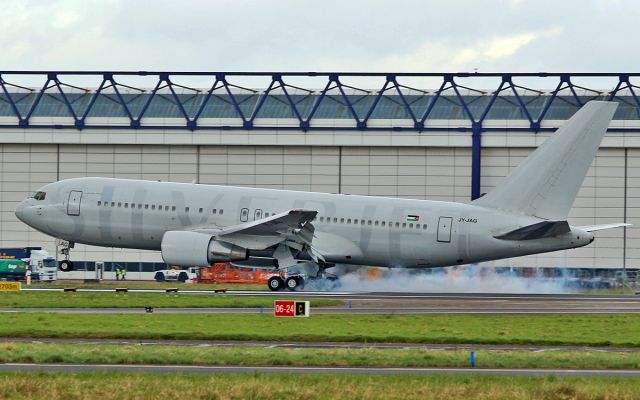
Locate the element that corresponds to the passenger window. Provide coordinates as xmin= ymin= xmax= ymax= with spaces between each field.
xmin=145 ymin=204 xmax=149 ymax=209
xmin=423 ymin=225 xmax=428 ymax=230
xmin=138 ymin=204 xmax=142 ymax=209
xmin=367 ymin=220 xmax=372 ymax=225
xmin=395 ymin=222 xmax=400 ymax=228
xmin=375 ymin=221 xmax=379 ymax=226
xmin=117 ymin=202 xmax=122 ymax=207
xmin=409 ymin=223 xmax=413 ymax=228
xmin=347 ymin=219 xmax=351 ymax=224
xmin=199 ymin=208 xmax=203 ymax=213
xmin=172 ymin=206 xmax=176 ymax=211
xmin=165 ymin=206 xmax=169 ymax=211
xmin=381 ymin=221 xmax=385 ymax=227
xmin=416 ymin=224 xmax=420 ymax=229
xmin=319 ymin=217 xmax=324 ymax=222
xmin=402 ymin=223 xmax=406 ymax=228
xmin=124 ymin=203 xmax=128 ymax=208
xmin=152 ymin=205 xmax=156 ymax=210
xmin=219 ymin=209 xmax=223 ymax=215
xmin=97 ymin=201 xmax=102 ymax=206
xmin=212 ymin=209 xmax=217 ymax=214
xmin=131 ymin=203 xmax=135 ymax=208
xmin=185 ymin=207 xmax=190 ymax=212
xmin=354 ymin=219 xmax=358 ymax=224
xmin=361 ymin=220 xmax=365 ymax=225
xmin=111 ymin=202 xmax=115 ymax=207
xmin=334 ymin=217 xmax=338 ymax=223
xmin=340 ymin=218 xmax=344 ymax=223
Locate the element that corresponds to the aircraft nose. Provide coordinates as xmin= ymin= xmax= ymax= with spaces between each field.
xmin=15 ymin=200 xmax=27 ymax=222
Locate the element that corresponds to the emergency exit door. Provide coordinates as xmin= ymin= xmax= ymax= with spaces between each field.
xmin=67 ymin=191 xmax=82 ymax=216
xmin=437 ymin=216 xmax=453 ymax=243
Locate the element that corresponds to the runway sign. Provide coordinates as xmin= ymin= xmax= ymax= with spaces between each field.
xmin=274 ymin=300 xmax=310 ymax=317
xmin=0 ymin=282 xmax=21 ymax=291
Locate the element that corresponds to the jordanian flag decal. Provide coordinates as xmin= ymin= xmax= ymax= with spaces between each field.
xmin=406 ymin=215 xmax=420 ymax=222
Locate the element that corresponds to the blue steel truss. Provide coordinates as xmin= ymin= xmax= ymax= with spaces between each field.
xmin=1 ymin=71 xmax=639 ymax=199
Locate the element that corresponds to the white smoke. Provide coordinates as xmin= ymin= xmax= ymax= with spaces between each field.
xmin=306 ymin=265 xmax=570 ymax=294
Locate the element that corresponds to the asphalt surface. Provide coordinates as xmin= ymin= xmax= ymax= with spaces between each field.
xmin=2 ymin=337 xmax=638 ymax=353
xmin=10 ymin=289 xmax=640 ymax=314
xmin=2 ymin=363 xmax=640 ymax=377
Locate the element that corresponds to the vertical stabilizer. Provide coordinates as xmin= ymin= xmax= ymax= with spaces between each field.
xmin=473 ymin=101 xmax=617 ymax=220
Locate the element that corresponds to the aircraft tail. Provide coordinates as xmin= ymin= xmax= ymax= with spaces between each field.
xmin=473 ymin=101 xmax=618 ymax=220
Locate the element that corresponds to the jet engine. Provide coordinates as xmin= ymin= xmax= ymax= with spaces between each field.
xmin=161 ymin=231 xmax=248 ymax=266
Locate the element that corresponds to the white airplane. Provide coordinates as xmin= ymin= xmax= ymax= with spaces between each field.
xmin=15 ymin=101 xmax=629 ymax=291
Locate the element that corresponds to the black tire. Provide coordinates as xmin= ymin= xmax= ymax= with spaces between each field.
xmin=59 ymin=260 xmax=73 ymax=272
xmin=178 ymin=271 xmax=188 ymax=282
xmin=268 ymin=276 xmax=285 ymax=291
xmin=154 ymin=271 xmax=165 ymax=282
xmin=286 ymin=276 xmax=304 ymax=291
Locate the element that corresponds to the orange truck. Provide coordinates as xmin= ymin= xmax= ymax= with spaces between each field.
xmin=198 ymin=262 xmax=277 ymax=284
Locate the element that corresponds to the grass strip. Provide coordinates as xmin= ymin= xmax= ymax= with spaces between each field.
xmin=0 ymin=313 xmax=639 ymax=347
xmin=0 ymin=372 xmax=638 ymax=400
xmin=2 ymin=342 xmax=640 ymax=370
xmin=0 ymin=291 xmax=341 ymax=308
xmin=29 ymin=281 xmax=264 ymax=291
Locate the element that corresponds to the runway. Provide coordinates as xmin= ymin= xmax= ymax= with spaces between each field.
xmin=2 ymin=363 xmax=640 ymax=377
xmin=12 ymin=289 xmax=640 ymax=314
xmin=2 ymin=337 xmax=638 ymax=353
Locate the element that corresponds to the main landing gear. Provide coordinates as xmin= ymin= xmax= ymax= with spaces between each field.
xmin=267 ymin=262 xmax=337 ymax=292
xmin=268 ymin=275 xmax=305 ymax=292
xmin=57 ymin=240 xmax=74 ymax=272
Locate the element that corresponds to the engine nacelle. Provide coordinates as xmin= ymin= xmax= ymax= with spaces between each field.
xmin=161 ymin=231 xmax=248 ymax=266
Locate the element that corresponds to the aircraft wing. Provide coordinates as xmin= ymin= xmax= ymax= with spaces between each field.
xmin=192 ymin=209 xmax=321 ymax=257
xmin=576 ymin=223 xmax=631 ymax=232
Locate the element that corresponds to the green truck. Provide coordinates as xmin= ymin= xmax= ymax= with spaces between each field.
xmin=0 ymin=259 xmax=28 ymax=281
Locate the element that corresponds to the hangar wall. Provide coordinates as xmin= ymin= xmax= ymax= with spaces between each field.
xmin=0 ymin=140 xmax=637 ymax=270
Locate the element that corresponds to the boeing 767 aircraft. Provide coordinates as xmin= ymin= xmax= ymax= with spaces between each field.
xmin=15 ymin=101 xmax=629 ymax=290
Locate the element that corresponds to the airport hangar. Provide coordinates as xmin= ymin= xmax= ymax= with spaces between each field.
xmin=0 ymin=71 xmax=638 ymax=280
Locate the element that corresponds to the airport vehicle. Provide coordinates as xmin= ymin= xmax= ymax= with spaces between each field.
xmin=0 ymin=259 xmax=28 ymax=281
xmin=14 ymin=101 xmax=629 ymax=291
xmin=198 ymin=262 xmax=276 ymax=284
xmin=0 ymin=247 xmax=57 ymax=281
xmin=154 ymin=268 xmax=197 ymax=283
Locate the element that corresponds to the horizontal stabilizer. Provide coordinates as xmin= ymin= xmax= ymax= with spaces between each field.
xmin=577 ymin=223 xmax=631 ymax=232
xmin=495 ymin=221 xmax=570 ymax=241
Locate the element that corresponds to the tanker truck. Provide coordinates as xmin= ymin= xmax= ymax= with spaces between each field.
xmin=0 ymin=247 xmax=57 ymax=281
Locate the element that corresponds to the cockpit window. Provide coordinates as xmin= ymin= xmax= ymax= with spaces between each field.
xmin=33 ymin=191 xmax=46 ymax=201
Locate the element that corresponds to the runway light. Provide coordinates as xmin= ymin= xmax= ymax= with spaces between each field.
xmin=470 ymin=351 xmax=475 ymax=368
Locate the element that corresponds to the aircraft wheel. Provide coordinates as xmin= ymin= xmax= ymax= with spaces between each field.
xmin=268 ymin=276 xmax=285 ymax=291
xmin=59 ymin=260 xmax=73 ymax=272
xmin=286 ymin=276 xmax=304 ymax=291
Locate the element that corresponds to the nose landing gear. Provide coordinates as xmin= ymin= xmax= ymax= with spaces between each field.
xmin=57 ymin=240 xmax=74 ymax=272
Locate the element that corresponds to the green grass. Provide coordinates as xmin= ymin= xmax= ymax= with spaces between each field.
xmin=1 ymin=313 xmax=639 ymax=347
xmin=29 ymin=280 xmax=265 ymax=291
xmin=0 ymin=373 xmax=638 ymax=400
xmin=2 ymin=342 xmax=640 ymax=370
xmin=0 ymin=291 xmax=341 ymax=308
